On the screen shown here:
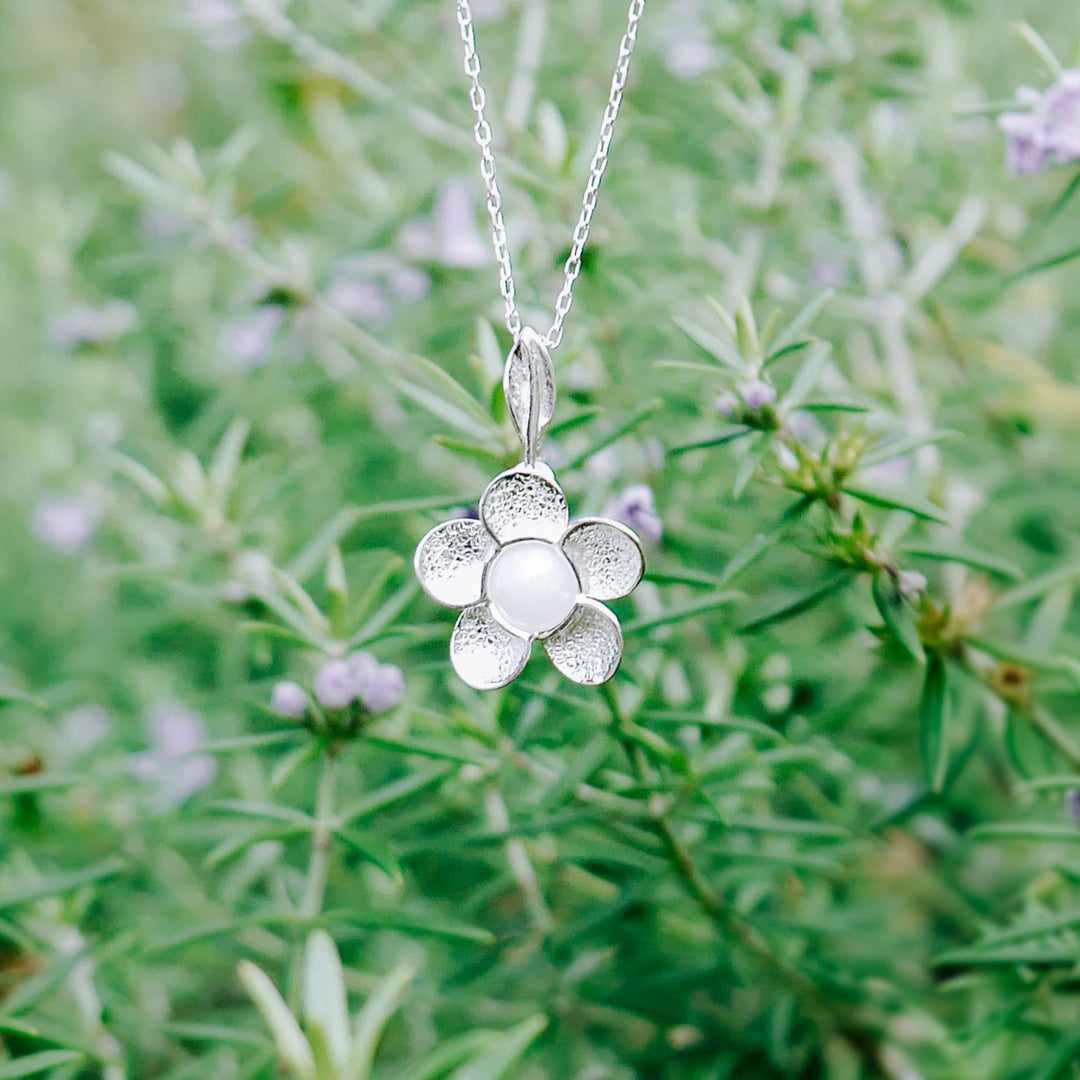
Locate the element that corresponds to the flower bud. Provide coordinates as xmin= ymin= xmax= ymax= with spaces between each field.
xmin=715 ymin=391 xmax=740 ymax=419
xmin=313 ymin=660 xmax=357 ymax=710
xmin=742 ymin=379 xmax=777 ymax=410
xmin=362 ymin=664 xmax=406 ymax=715
xmin=271 ymin=680 xmax=308 ymax=719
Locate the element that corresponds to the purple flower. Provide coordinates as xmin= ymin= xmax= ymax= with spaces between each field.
xmin=399 ymin=178 xmax=489 ymax=269
xmin=742 ymin=380 xmax=777 ymax=411
xmin=605 ymin=484 xmax=663 ymax=543
xmin=313 ymin=660 xmax=357 ymax=710
xmin=362 ymin=663 xmax=405 ymax=715
xmin=715 ymin=391 xmax=740 ymax=419
xmin=189 ymin=0 xmax=249 ymax=51
xmin=325 ymin=277 xmax=392 ymax=328
xmin=347 ymin=651 xmax=405 ymax=714
xmin=998 ymin=110 xmax=1054 ymax=175
xmin=50 ymin=300 xmax=137 ymax=349
xmin=999 ymin=70 xmax=1080 ymax=175
xmin=130 ymin=703 xmax=217 ymax=807
xmin=311 ymin=653 xmax=406 ymax=714
xmin=220 ymin=305 xmax=285 ymax=370
xmin=1067 ymin=790 xmax=1080 ymax=824
xmin=32 ymin=495 xmax=99 ymax=555
xmin=271 ymin=681 xmax=308 ymax=719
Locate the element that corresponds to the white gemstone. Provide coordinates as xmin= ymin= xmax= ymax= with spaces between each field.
xmin=486 ymin=539 xmax=580 ymax=636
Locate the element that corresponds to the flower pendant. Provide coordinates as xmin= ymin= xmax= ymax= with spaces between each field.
xmin=414 ymin=329 xmax=645 ymax=690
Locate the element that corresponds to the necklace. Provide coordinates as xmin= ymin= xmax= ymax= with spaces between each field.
xmin=414 ymin=0 xmax=648 ymax=691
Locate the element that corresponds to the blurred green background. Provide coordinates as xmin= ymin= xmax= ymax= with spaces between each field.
xmin=4 ymin=1 xmax=1080 ymax=1078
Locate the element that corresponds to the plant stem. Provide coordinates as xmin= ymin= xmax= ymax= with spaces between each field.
xmin=602 ymin=684 xmax=889 ymax=1076
xmin=288 ymin=745 xmax=340 ymax=1008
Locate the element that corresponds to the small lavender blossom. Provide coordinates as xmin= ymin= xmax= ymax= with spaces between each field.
xmin=130 ymin=703 xmax=217 ymax=807
xmin=325 ymin=277 xmax=392 ymax=327
xmin=271 ymin=681 xmax=308 ymax=719
xmin=742 ymin=380 xmax=777 ymax=411
xmin=999 ymin=70 xmax=1080 ymax=175
xmin=220 ymin=305 xmax=285 ymax=370
xmin=997 ymin=110 xmax=1053 ymax=175
xmin=715 ymin=391 xmax=740 ymax=419
xmin=1067 ymin=790 xmax=1080 ymax=824
xmin=361 ymin=663 xmax=405 ymax=715
xmin=313 ymin=660 xmax=357 ymax=710
xmin=50 ymin=300 xmax=137 ymax=349
xmin=605 ymin=484 xmax=663 ymax=543
xmin=189 ymin=0 xmax=250 ymax=51
xmin=32 ymin=495 xmax=99 ymax=555
xmin=399 ymin=178 xmax=489 ymax=269
xmin=448 ymin=505 xmax=481 ymax=521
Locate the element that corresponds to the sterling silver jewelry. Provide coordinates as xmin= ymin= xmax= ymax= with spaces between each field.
xmin=415 ymin=1 xmax=647 ymax=691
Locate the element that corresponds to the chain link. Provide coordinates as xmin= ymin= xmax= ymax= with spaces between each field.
xmin=456 ymin=0 xmax=646 ymax=350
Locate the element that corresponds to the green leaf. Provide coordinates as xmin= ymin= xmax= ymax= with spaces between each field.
xmin=994 ymin=561 xmax=1080 ymax=612
xmin=845 ymin=487 xmax=949 ymax=525
xmin=548 ymin=406 xmax=604 ymax=438
xmin=208 ymin=800 xmax=315 ymax=828
xmin=238 ymin=960 xmax=316 ymax=1080
xmin=287 ymin=497 xmax=473 ymax=583
xmin=363 ymin=733 xmax=493 ymax=767
xmin=447 ymin=1015 xmax=548 ymax=1080
xmin=346 ymin=962 xmax=418 ymax=1080
xmin=968 ymin=822 xmax=1080 ymax=843
xmin=336 ymin=768 xmax=450 ymax=825
xmin=394 ymin=355 xmax=497 ymax=440
xmin=932 ymin=945 xmax=1077 ymax=969
xmin=900 ymin=542 xmax=1022 ymax=580
xmin=0 ymin=1051 xmax=85 ymax=1079
xmin=779 ymin=340 xmax=831 ymax=409
xmin=303 ymin=931 xmax=351 ymax=1073
xmin=333 ymin=827 xmax=403 ymax=885
xmin=669 ymin=427 xmax=753 ymax=456
xmin=673 ymin=316 xmax=746 ymax=372
xmin=871 ymin=573 xmax=925 ymax=663
xmin=858 ymin=430 xmax=960 ymax=469
xmin=562 ymin=398 xmax=664 ymax=472
xmin=732 ymin=435 xmax=768 ymax=498
xmin=208 ymin=417 xmax=250 ymax=506
xmin=432 ymin=435 xmax=504 ymax=466
xmin=326 ymin=546 xmax=349 ymax=634
xmin=766 ymin=290 xmax=833 ymax=360
xmin=919 ymin=655 xmax=950 ymax=793
xmin=391 ymin=1032 xmax=499 ymax=1080
xmin=623 ymin=591 xmax=741 ymax=636
xmin=1031 ymin=1021 xmax=1080 ymax=1080
xmin=0 ymin=774 xmax=81 ymax=796
xmin=737 ymin=576 xmax=849 ymax=635
xmin=0 ymin=858 xmax=126 ymax=912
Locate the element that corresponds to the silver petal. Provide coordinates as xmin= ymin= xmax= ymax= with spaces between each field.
xmin=414 ymin=518 xmax=496 ymax=608
xmin=561 ymin=517 xmax=645 ymax=602
xmin=451 ymin=603 xmax=531 ymax=690
xmin=543 ymin=599 xmax=623 ymax=686
xmin=480 ymin=467 xmax=569 ymax=544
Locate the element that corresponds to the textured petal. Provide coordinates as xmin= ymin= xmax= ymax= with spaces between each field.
xmin=450 ymin=603 xmax=531 ymax=690
xmin=561 ymin=517 xmax=645 ymax=601
xmin=414 ymin=518 xmax=496 ymax=608
xmin=480 ymin=467 xmax=569 ymax=544
xmin=543 ymin=599 xmax=623 ymax=686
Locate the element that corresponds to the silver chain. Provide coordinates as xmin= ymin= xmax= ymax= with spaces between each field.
xmin=456 ymin=0 xmax=646 ymax=351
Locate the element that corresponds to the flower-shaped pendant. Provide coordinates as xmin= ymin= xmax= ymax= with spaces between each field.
xmin=414 ymin=329 xmax=644 ymax=690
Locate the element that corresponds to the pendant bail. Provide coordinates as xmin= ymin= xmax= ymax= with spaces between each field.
xmin=503 ymin=327 xmax=556 ymax=467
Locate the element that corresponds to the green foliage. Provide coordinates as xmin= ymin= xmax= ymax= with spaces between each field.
xmin=4 ymin=1 xmax=1080 ymax=1079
